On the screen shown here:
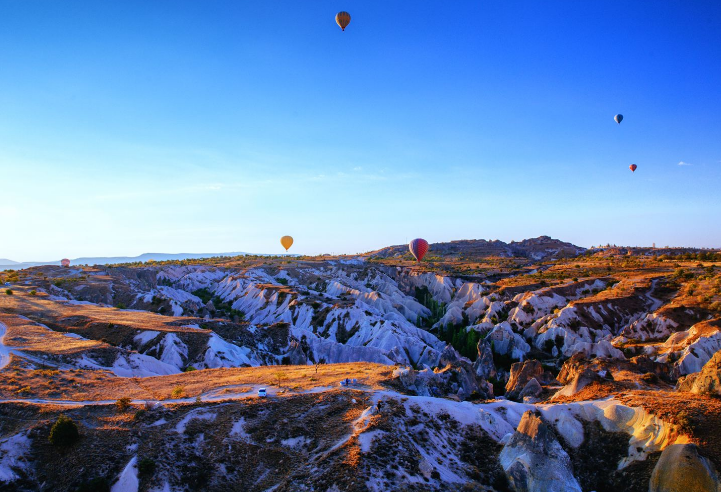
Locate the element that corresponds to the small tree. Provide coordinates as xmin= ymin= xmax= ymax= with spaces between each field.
xmin=115 ymin=397 xmax=132 ymax=412
xmin=49 ymin=414 xmax=79 ymax=446
xmin=273 ymin=371 xmax=287 ymax=388
xmin=5 ymin=289 xmax=12 ymax=295
xmin=315 ymin=359 xmax=325 ymax=375
xmin=29 ymin=290 xmax=37 ymax=296
xmin=171 ymin=386 xmax=185 ymax=398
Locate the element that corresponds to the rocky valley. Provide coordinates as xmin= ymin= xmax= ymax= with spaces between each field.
xmin=1 ymin=237 xmax=720 ymax=491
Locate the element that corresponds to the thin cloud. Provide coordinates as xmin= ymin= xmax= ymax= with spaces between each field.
xmin=678 ymin=161 xmax=692 ymax=166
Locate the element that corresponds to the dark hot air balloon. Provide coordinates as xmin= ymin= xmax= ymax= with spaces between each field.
xmin=614 ymin=114 xmax=623 ymax=124
xmin=336 ymin=11 xmax=351 ymax=31
xmin=629 ymin=164 xmax=637 ymax=172
xmin=409 ymin=238 xmax=429 ymax=262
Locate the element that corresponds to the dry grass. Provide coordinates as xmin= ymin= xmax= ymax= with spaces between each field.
xmin=0 ymin=287 xmax=212 ymax=335
xmin=0 ymin=360 xmax=395 ymax=402
xmin=0 ymin=312 xmax=105 ymax=354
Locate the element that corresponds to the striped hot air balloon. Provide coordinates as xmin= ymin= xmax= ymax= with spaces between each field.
xmin=335 ymin=11 xmax=351 ymax=31
xmin=629 ymin=164 xmax=637 ymax=172
xmin=409 ymin=238 xmax=429 ymax=262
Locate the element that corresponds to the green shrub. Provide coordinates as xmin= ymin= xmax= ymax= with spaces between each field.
xmin=29 ymin=290 xmax=37 ymax=296
xmin=640 ymin=373 xmax=658 ymax=384
xmin=4 ymin=289 xmax=12 ymax=295
xmin=137 ymin=458 xmax=156 ymax=476
xmin=49 ymin=414 xmax=79 ymax=446
xmin=74 ymin=477 xmax=110 ymax=492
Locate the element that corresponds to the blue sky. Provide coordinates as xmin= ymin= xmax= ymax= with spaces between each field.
xmin=1 ymin=1 xmax=720 ymax=260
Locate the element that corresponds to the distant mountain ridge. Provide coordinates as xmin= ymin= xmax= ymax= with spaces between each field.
xmin=366 ymin=235 xmax=585 ymax=260
xmin=0 ymin=252 xmax=249 ymax=270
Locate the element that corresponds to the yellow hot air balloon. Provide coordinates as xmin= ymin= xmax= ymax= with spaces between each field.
xmin=280 ymin=236 xmax=294 ymax=251
xmin=335 ymin=11 xmax=351 ymax=31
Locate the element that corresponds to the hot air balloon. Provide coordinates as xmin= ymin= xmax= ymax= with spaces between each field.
xmin=614 ymin=114 xmax=623 ymax=124
xmin=629 ymin=164 xmax=637 ymax=172
xmin=409 ymin=238 xmax=429 ymax=262
xmin=280 ymin=236 xmax=294 ymax=251
xmin=61 ymin=258 xmax=70 ymax=267
xmin=335 ymin=11 xmax=351 ymax=31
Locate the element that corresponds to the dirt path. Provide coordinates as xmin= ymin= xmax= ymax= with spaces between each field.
xmin=0 ymin=383 xmax=345 ymax=407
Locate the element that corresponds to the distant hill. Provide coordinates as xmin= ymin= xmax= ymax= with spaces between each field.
xmin=366 ymin=236 xmax=585 ymax=261
xmin=0 ymin=252 xmax=249 ymax=270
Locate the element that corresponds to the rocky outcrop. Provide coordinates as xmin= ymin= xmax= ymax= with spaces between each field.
xmin=553 ymin=369 xmax=602 ymax=399
xmin=392 ymin=345 xmax=493 ymax=400
xmin=649 ymin=444 xmax=719 ymax=492
xmin=519 ymin=378 xmax=543 ymax=402
xmin=473 ymin=340 xmax=497 ymax=380
xmin=487 ymin=322 xmax=531 ymax=360
xmin=505 ymin=360 xmax=552 ymax=402
xmin=685 ymin=350 xmax=721 ymax=396
xmin=499 ymin=410 xmax=582 ymax=492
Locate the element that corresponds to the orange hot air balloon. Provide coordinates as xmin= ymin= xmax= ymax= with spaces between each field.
xmin=629 ymin=164 xmax=637 ymax=172
xmin=280 ymin=236 xmax=294 ymax=251
xmin=61 ymin=258 xmax=70 ymax=267
xmin=335 ymin=11 xmax=351 ymax=31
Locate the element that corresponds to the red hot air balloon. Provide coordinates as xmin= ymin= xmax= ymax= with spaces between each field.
xmin=629 ymin=164 xmax=637 ymax=172
xmin=61 ymin=258 xmax=70 ymax=267
xmin=409 ymin=238 xmax=429 ymax=262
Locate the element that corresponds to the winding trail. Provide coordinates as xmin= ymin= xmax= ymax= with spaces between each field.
xmin=646 ymin=278 xmax=664 ymax=312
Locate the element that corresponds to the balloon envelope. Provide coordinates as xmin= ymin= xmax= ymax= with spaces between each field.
xmin=280 ymin=236 xmax=294 ymax=251
xmin=336 ymin=11 xmax=351 ymax=31
xmin=614 ymin=114 xmax=623 ymax=124
xmin=629 ymin=164 xmax=637 ymax=172
xmin=409 ymin=238 xmax=429 ymax=262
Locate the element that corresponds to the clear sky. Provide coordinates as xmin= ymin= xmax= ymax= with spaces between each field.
xmin=1 ymin=1 xmax=720 ymax=261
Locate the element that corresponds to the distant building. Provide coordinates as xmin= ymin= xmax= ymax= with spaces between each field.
xmin=61 ymin=258 xmax=70 ymax=267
